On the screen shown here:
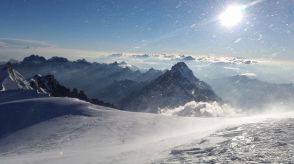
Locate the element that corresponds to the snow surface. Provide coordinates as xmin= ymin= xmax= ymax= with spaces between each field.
xmin=0 ymin=90 xmax=47 ymax=103
xmin=0 ymin=97 xmax=292 ymax=164
xmin=159 ymin=117 xmax=294 ymax=163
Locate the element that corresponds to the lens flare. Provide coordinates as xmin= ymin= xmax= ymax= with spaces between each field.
xmin=219 ymin=5 xmax=245 ymax=28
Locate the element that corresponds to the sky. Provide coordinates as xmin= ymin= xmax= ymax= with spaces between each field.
xmin=0 ymin=0 xmax=293 ymax=61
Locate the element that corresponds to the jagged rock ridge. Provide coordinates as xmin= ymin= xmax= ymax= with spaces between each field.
xmin=121 ymin=62 xmax=221 ymax=113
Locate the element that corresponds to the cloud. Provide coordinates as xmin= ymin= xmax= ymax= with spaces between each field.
xmin=0 ymin=38 xmax=288 ymax=67
xmin=159 ymin=101 xmax=237 ymax=117
xmin=0 ymin=38 xmax=54 ymax=49
xmin=0 ymin=38 xmax=112 ymax=62
xmin=106 ymin=53 xmax=261 ymax=65
xmin=0 ymin=38 xmax=106 ymax=61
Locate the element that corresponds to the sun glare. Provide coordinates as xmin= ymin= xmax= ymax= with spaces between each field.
xmin=219 ymin=5 xmax=245 ymax=28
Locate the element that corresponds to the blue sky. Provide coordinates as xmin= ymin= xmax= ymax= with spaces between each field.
xmin=0 ymin=0 xmax=293 ymax=60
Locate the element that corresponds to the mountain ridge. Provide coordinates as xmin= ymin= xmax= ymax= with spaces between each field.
xmin=121 ymin=62 xmax=221 ymax=112
xmin=0 ymin=63 xmax=115 ymax=108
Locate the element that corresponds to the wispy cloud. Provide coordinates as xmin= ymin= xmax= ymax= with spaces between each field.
xmin=0 ymin=38 xmax=111 ymax=62
xmin=0 ymin=38 xmax=54 ymax=49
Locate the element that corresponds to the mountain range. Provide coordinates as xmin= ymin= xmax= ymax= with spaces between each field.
xmin=1 ymin=55 xmax=222 ymax=113
xmin=209 ymin=74 xmax=294 ymax=110
xmin=1 ymin=55 xmax=294 ymax=163
xmin=12 ymin=55 xmax=163 ymax=102
xmin=3 ymin=54 xmax=294 ymax=113
xmin=0 ymin=63 xmax=114 ymax=107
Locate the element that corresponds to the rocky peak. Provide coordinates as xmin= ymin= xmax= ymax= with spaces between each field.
xmin=122 ymin=62 xmax=221 ymax=112
xmin=48 ymin=56 xmax=69 ymax=63
xmin=0 ymin=63 xmax=32 ymax=91
xmin=22 ymin=55 xmax=47 ymax=64
xmin=167 ymin=62 xmax=198 ymax=82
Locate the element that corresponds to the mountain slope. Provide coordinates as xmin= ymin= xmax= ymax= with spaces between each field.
xmin=210 ymin=74 xmax=294 ymax=109
xmin=122 ymin=62 xmax=221 ymax=112
xmin=96 ymin=79 xmax=147 ymax=106
xmin=0 ymin=97 xmax=92 ymax=138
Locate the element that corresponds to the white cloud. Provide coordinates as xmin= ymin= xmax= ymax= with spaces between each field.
xmin=109 ymin=53 xmax=263 ymax=65
xmin=159 ymin=101 xmax=236 ymax=117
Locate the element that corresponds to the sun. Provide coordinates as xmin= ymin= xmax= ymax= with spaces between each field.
xmin=218 ymin=4 xmax=245 ymax=28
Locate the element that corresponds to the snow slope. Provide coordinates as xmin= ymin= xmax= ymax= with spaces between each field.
xmin=0 ymin=97 xmax=290 ymax=164
xmin=0 ymin=89 xmax=47 ymax=103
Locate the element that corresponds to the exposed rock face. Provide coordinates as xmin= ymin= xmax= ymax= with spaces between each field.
xmin=122 ymin=62 xmax=221 ymax=113
xmin=29 ymin=74 xmax=115 ymax=108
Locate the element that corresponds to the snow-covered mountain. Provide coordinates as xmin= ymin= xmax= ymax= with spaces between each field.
xmin=0 ymin=63 xmax=46 ymax=103
xmin=0 ymin=63 xmax=32 ymax=91
xmin=121 ymin=62 xmax=221 ymax=112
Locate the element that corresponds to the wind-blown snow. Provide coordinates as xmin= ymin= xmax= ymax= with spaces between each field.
xmin=159 ymin=101 xmax=236 ymax=117
xmin=0 ymin=97 xmax=286 ymax=164
xmin=159 ymin=116 xmax=294 ymax=163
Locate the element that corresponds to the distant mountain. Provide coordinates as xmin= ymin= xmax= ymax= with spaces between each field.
xmin=0 ymin=63 xmax=48 ymax=102
xmin=95 ymin=68 xmax=163 ymax=106
xmin=22 ymin=55 xmax=47 ymax=65
xmin=176 ymin=55 xmax=195 ymax=61
xmin=97 ymin=79 xmax=147 ymax=106
xmin=11 ymin=55 xmax=163 ymax=102
xmin=121 ymin=62 xmax=221 ymax=113
xmin=135 ymin=68 xmax=164 ymax=82
xmin=0 ymin=63 xmax=114 ymax=108
xmin=210 ymin=74 xmax=294 ymax=109
xmin=29 ymin=74 xmax=115 ymax=108
xmin=0 ymin=63 xmax=33 ymax=91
